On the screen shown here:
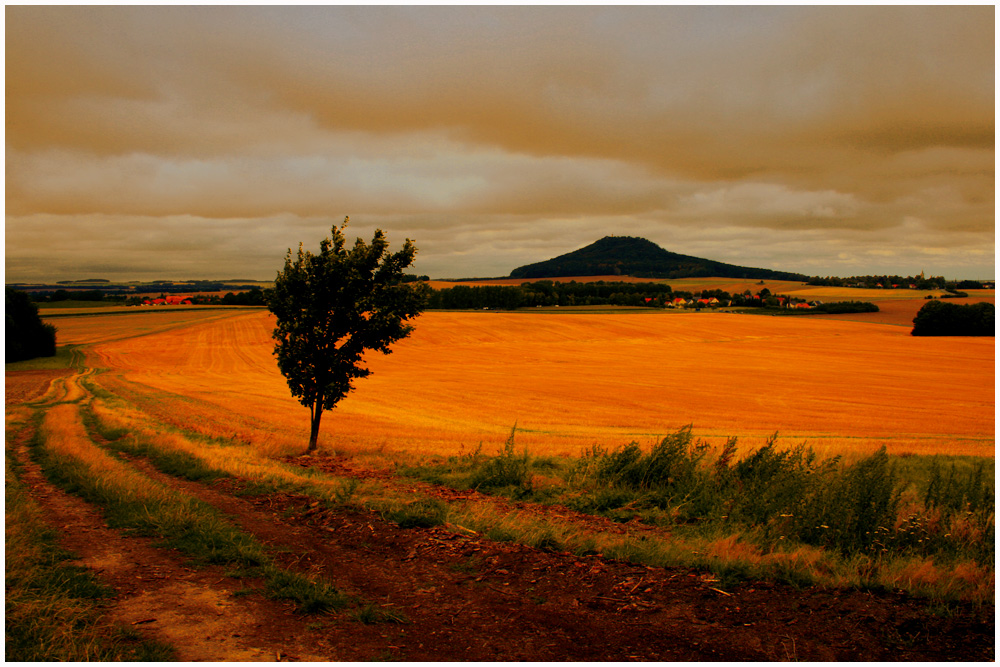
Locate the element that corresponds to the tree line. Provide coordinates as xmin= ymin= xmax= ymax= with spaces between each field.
xmin=806 ymin=274 xmax=979 ymax=290
xmin=426 ymin=281 xmax=676 ymax=309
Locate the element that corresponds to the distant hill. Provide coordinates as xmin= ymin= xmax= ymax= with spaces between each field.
xmin=509 ymin=236 xmax=808 ymax=281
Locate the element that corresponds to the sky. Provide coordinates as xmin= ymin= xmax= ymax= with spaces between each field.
xmin=5 ymin=5 xmax=995 ymax=282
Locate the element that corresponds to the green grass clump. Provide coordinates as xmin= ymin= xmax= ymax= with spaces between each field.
xmin=382 ymin=497 xmax=448 ymax=529
xmin=350 ymin=603 xmax=410 ymax=625
xmin=263 ymin=567 xmax=350 ymax=614
xmin=469 ymin=427 xmax=532 ymax=493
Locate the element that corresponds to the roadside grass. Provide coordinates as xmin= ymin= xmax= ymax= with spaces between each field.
xmin=5 ymin=414 xmax=175 ymax=661
xmin=402 ymin=427 xmax=995 ymax=603
xmin=81 ymin=384 xmax=994 ymax=604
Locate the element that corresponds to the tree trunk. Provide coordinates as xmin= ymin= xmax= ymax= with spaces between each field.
xmin=307 ymin=402 xmax=323 ymax=453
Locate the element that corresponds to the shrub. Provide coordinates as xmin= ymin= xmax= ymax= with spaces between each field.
xmin=911 ymin=300 xmax=994 ymax=336
xmin=6 ymin=287 xmax=57 ymax=362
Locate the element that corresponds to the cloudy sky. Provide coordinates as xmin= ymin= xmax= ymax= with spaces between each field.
xmin=5 ymin=5 xmax=994 ymax=282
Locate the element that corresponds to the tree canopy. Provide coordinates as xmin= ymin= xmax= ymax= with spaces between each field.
xmin=911 ymin=300 xmax=994 ymax=337
xmin=6 ymin=287 xmax=57 ymax=362
xmin=264 ymin=219 xmax=426 ymax=452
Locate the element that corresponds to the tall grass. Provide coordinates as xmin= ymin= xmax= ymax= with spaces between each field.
xmin=406 ymin=427 xmax=994 ymax=602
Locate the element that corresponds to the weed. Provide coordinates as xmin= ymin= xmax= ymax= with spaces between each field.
xmin=469 ymin=426 xmax=532 ymax=492
xmin=350 ymin=603 xmax=410 ymax=625
xmin=333 ymin=478 xmax=360 ymax=504
xmin=263 ymin=566 xmax=350 ymax=614
xmin=382 ymin=498 xmax=447 ymax=529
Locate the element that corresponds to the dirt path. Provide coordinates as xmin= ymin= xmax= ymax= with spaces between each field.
xmin=7 ymin=416 xmax=343 ymax=661
xmin=7 ymin=367 xmax=995 ymax=661
xmin=126 ymin=454 xmax=994 ymax=661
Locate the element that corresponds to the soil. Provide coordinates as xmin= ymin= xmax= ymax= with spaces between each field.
xmin=6 ymin=369 xmax=995 ymax=661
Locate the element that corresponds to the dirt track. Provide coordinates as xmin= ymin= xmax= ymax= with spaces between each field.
xmin=6 ymin=368 xmax=995 ymax=661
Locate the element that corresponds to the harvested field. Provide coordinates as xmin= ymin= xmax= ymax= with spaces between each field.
xmin=81 ymin=309 xmax=994 ymax=459
xmin=42 ymin=308 xmax=253 ymax=345
xmin=9 ymin=306 xmax=995 ymax=661
xmin=811 ymin=295 xmax=995 ymax=327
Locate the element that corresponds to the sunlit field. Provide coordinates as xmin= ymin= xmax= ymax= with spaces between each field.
xmin=45 ymin=308 xmax=250 ymax=345
xmin=78 ymin=309 xmax=995 ymax=460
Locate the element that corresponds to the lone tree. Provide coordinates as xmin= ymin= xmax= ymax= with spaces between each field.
xmin=265 ymin=218 xmax=427 ymax=453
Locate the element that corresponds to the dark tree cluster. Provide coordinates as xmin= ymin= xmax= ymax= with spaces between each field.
xmin=911 ymin=300 xmax=994 ymax=337
xmin=6 ymin=287 xmax=57 ymax=362
xmin=426 ymin=280 xmax=675 ymax=310
xmin=32 ymin=289 xmax=114 ymax=302
xmin=807 ymin=274 xmax=948 ymax=290
xmin=813 ymin=301 xmax=880 ymax=314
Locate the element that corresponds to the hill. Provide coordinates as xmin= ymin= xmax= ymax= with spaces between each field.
xmin=509 ymin=236 xmax=807 ymax=281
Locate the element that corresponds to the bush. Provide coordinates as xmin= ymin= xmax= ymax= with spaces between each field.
xmin=911 ymin=300 xmax=994 ymax=336
xmin=6 ymin=288 xmax=57 ymax=362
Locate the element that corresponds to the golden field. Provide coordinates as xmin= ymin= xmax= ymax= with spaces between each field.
xmin=71 ymin=307 xmax=995 ymax=460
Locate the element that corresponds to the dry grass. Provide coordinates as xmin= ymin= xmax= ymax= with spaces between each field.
xmin=880 ymin=557 xmax=994 ymax=604
xmin=88 ymin=310 xmax=993 ymax=460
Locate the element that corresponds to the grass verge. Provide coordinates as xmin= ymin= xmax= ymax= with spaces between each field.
xmin=84 ymin=382 xmax=994 ymax=604
xmin=5 ymin=416 xmax=175 ymax=661
xmin=31 ymin=403 xmax=350 ymax=614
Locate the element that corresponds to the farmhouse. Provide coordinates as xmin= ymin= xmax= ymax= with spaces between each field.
xmin=142 ymin=295 xmax=193 ymax=306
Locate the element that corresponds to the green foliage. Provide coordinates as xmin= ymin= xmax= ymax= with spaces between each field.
xmin=6 ymin=287 xmax=58 ymax=362
xmin=265 ymin=217 xmax=427 ymax=451
xmin=911 ymin=300 xmax=994 ymax=336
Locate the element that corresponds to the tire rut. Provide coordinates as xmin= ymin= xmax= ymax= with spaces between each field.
xmin=8 ymin=402 xmax=339 ymax=660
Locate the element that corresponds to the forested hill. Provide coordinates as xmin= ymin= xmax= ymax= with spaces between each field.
xmin=509 ymin=236 xmax=807 ymax=281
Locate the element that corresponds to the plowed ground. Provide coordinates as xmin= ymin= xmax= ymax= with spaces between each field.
xmin=5 ymin=367 xmax=995 ymax=661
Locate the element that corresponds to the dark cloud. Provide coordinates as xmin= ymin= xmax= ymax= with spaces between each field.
xmin=4 ymin=6 xmax=994 ymax=281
